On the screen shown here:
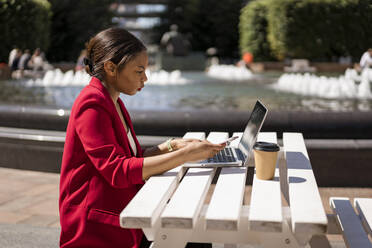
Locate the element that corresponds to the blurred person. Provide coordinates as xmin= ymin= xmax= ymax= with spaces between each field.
xmin=30 ymin=48 xmax=45 ymax=71
xmin=10 ymin=49 xmax=22 ymax=72
xmin=59 ymin=27 xmax=224 ymax=248
xmin=160 ymin=24 xmax=190 ymax=56
xmin=237 ymin=52 xmax=254 ymax=69
xmin=360 ymin=48 xmax=372 ymax=69
xmin=18 ymin=49 xmax=31 ymax=70
xmin=8 ymin=47 xmax=19 ymax=67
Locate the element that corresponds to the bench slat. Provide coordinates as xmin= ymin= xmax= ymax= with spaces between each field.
xmin=161 ymin=132 xmax=225 ymax=228
xmin=283 ymin=132 xmax=327 ymax=235
xmin=249 ymin=132 xmax=283 ymax=232
xmin=331 ymin=197 xmax=372 ymax=248
xmin=120 ymin=132 xmax=205 ymax=228
xmin=354 ymin=198 xmax=372 ymax=236
xmin=205 ymin=166 xmax=246 ymax=230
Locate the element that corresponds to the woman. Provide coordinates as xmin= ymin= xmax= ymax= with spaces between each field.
xmin=59 ymin=27 xmax=225 ymax=248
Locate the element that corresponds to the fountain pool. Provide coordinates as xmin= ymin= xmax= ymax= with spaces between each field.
xmin=1 ymin=65 xmax=372 ymax=112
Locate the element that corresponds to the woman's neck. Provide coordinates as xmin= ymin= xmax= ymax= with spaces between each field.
xmin=102 ymin=80 xmax=120 ymax=104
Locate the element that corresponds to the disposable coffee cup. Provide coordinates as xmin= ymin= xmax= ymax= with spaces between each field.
xmin=253 ymin=142 xmax=280 ymax=180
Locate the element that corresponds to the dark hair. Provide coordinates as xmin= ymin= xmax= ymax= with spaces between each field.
xmin=84 ymin=27 xmax=146 ymax=80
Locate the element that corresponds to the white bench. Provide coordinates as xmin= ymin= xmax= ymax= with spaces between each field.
xmin=120 ymin=132 xmax=328 ymax=247
xmin=330 ymin=197 xmax=372 ymax=248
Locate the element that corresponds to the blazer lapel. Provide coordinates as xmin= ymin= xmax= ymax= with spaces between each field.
xmin=89 ymin=77 xmax=132 ymax=155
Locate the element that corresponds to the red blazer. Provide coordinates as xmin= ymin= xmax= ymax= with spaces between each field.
xmin=59 ymin=77 xmax=145 ymax=248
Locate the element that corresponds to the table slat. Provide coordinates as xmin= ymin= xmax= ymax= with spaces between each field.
xmin=205 ymin=166 xmax=246 ymax=230
xmin=206 ymin=132 xmax=229 ymax=144
xmin=161 ymin=132 xmax=224 ymax=228
xmin=120 ymin=132 xmax=205 ymax=228
xmin=249 ymin=132 xmax=283 ymax=232
xmin=257 ymin=132 xmax=277 ymax=144
xmin=204 ymin=132 xmax=246 ymax=230
xmin=354 ymin=198 xmax=372 ymax=236
xmin=331 ymin=197 xmax=372 ymax=248
xmin=283 ymin=132 xmax=327 ymax=234
xmin=183 ymin=132 xmax=206 ymax=140
xmin=161 ymin=167 xmax=216 ymax=228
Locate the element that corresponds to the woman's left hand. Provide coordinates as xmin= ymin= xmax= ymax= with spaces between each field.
xmin=170 ymin=138 xmax=201 ymax=151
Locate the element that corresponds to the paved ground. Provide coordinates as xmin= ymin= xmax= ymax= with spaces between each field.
xmin=0 ymin=167 xmax=371 ymax=247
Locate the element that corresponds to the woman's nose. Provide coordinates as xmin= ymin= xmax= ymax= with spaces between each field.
xmin=143 ymin=72 xmax=148 ymax=83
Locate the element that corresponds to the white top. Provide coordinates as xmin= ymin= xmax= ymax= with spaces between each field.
xmin=127 ymin=130 xmax=137 ymax=156
xmin=360 ymin=51 xmax=372 ymax=68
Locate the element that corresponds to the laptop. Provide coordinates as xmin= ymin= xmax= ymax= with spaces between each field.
xmin=184 ymin=100 xmax=268 ymax=167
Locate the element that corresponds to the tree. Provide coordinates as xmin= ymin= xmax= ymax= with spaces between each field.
xmin=0 ymin=0 xmax=51 ymax=63
xmin=46 ymin=0 xmax=114 ymax=62
xmin=155 ymin=0 xmax=244 ymax=60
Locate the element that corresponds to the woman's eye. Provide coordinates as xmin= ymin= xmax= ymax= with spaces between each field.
xmin=136 ymin=71 xmax=143 ymax=74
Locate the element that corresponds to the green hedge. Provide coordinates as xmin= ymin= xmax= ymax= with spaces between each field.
xmin=240 ymin=0 xmax=372 ymax=61
xmin=0 ymin=0 xmax=51 ymax=63
xmin=239 ymin=0 xmax=273 ymax=61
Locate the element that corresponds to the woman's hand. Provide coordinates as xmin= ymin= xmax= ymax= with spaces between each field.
xmin=142 ymin=139 xmax=226 ymax=180
xmin=181 ymin=139 xmax=225 ymax=162
xmin=170 ymin=138 xmax=200 ymax=151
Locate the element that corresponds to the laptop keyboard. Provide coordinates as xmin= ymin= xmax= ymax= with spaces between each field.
xmin=208 ymin=147 xmax=237 ymax=163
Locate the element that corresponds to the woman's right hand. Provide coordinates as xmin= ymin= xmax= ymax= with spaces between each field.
xmin=182 ymin=139 xmax=225 ymax=162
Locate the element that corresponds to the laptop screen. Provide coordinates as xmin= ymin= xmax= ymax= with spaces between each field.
xmin=238 ymin=100 xmax=268 ymax=158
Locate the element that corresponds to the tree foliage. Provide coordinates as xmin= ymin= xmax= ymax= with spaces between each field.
xmin=239 ymin=0 xmax=273 ymax=61
xmin=240 ymin=0 xmax=372 ymax=61
xmin=155 ymin=0 xmax=244 ymax=59
xmin=46 ymin=0 xmax=114 ymax=62
xmin=0 ymin=0 xmax=51 ymax=62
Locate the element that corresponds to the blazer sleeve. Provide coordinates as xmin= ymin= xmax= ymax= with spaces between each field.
xmin=75 ymin=103 xmax=144 ymax=188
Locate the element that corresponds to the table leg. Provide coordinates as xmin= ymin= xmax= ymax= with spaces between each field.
xmin=151 ymin=228 xmax=192 ymax=248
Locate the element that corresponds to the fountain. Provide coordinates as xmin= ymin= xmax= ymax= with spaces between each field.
xmin=273 ymin=68 xmax=372 ymax=99
xmin=25 ymin=69 xmax=91 ymax=87
xmin=2 ymin=64 xmax=372 ymax=182
xmin=24 ymin=64 xmax=254 ymax=87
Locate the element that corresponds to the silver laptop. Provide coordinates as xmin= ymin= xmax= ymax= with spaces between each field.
xmin=184 ymin=100 xmax=268 ymax=167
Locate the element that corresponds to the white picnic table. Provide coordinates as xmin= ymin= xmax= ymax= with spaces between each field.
xmin=120 ymin=132 xmax=329 ymax=248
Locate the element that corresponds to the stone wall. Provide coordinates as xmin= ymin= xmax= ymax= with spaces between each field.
xmin=0 ymin=127 xmax=371 ymax=187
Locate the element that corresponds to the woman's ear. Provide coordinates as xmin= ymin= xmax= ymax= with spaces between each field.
xmin=103 ymin=61 xmax=117 ymax=77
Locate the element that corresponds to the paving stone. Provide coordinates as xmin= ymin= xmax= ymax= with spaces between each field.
xmin=0 ymin=223 xmax=59 ymax=248
xmin=0 ymin=211 xmax=31 ymax=224
xmin=23 ymin=197 xmax=58 ymax=216
xmin=18 ymin=214 xmax=59 ymax=227
xmin=0 ymin=178 xmax=36 ymax=196
xmin=0 ymin=192 xmax=19 ymax=205
xmin=21 ymin=184 xmax=58 ymax=197
xmin=48 ymin=219 xmax=61 ymax=228
xmin=0 ymin=194 xmax=50 ymax=212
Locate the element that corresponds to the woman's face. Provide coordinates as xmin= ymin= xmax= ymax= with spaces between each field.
xmin=115 ymin=50 xmax=148 ymax=96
